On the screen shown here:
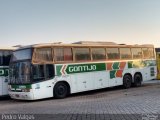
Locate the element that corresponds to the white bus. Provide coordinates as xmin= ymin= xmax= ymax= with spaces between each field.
xmin=8 ymin=41 xmax=157 ymax=100
xmin=0 ymin=47 xmax=14 ymax=96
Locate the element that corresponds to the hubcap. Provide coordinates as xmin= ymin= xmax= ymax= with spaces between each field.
xmin=136 ymin=77 xmax=141 ymax=85
xmin=58 ymin=85 xmax=65 ymax=95
xmin=126 ymin=77 xmax=131 ymax=87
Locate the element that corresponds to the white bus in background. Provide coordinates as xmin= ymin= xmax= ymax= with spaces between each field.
xmin=8 ymin=41 xmax=157 ymax=100
xmin=0 ymin=47 xmax=14 ymax=96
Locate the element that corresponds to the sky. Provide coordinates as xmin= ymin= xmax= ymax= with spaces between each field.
xmin=1 ymin=0 xmax=160 ymax=47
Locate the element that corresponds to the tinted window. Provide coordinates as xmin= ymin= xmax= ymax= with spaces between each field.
xmin=120 ymin=48 xmax=132 ymax=59
xmin=32 ymin=64 xmax=54 ymax=82
xmin=9 ymin=62 xmax=31 ymax=84
xmin=54 ymin=48 xmax=73 ymax=62
xmin=12 ymin=49 xmax=32 ymax=62
xmin=32 ymin=65 xmax=45 ymax=81
xmin=142 ymin=48 xmax=149 ymax=58
xmin=148 ymin=48 xmax=155 ymax=58
xmin=131 ymin=48 xmax=142 ymax=59
xmin=106 ymin=48 xmax=120 ymax=59
xmin=74 ymin=48 xmax=90 ymax=61
xmin=92 ymin=48 xmax=106 ymax=60
xmin=46 ymin=64 xmax=54 ymax=79
xmin=33 ymin=48 xmax=52 ymax=63
xmin=64 ymin=48 xmax=73 ymax=61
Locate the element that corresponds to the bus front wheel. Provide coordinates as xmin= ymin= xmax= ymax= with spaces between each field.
xmin=54 ymin=82 xmax=68 ymax=99
xmin=123 ymin=74 xmax=132 ymax=89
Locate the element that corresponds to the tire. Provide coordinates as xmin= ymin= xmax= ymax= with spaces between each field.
xmin=123 ymin=74 xmax=132 ymax=89
xmin=133 ymin=74 xmax=142 ymax=87
xmin=54 ymin=82 xmax=68 ymax=99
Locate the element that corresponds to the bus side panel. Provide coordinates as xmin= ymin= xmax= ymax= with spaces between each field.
xmin=122 ymin=66 xmax=157 ymax=82
xmin=70 ymin=73 xmax=93 ymax=93
xmin=143 ymin=66 xmax=157 ymax=81
xmin=70 ymin=71 xmax=109 ymax=93
xmin=108 ymin=78 xmax=118 ymax=87
xmin=32 ymin=80 xmax=53 ymax=99
xmin=93 ymin=71 xmax=109 ymax=89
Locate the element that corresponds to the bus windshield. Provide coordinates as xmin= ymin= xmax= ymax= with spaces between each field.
xmin=11 ymin=48 xmax=32 ymax=62
xmin=9 ymin=61 xmax=31 ymax=84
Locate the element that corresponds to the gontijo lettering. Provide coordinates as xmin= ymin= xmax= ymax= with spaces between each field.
xmin=56 ymin=63 xmax=106 ymax=75
xmin=68 ymin=65 xmax=96 ymax=72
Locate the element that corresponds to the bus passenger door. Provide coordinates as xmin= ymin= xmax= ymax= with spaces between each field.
xmin=32 ymin=64 xmax=54 ymax=99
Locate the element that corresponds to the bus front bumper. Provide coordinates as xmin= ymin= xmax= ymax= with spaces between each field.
xmin=9 ymin=91 xmax=34 ymax=100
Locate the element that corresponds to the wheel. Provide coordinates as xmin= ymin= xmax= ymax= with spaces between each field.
xmin=54 ymin=82 xmax=68 ymax=99
xmin=123 ymin=74 xmax=132 ymax=89
xmin=133 ymin=74 xmax=142 ymax=87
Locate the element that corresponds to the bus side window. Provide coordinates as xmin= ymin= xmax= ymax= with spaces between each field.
xmin=74 ymin=48 xmax=91 ymax=61
xmin=131 ymin=48 xmax=142 ymax=59
xmin=120 ymin=48 xmax=132 ymax=59
xmin=54 ymin=48 xmax=64 ymax=61
xmin=91 ymin=48 xmax=106 ymax=60
xmin=148 ymin=48 xmax=155 ymax=59
xmin=32 ymin=65 xmax=45 ymax=81
xmin=46 ymin=64 xmax=54 ymax=79
xmin=142 ymin=48 xmax=149 ymax=58
xmin=54 ymin=48 xmax=73 ymax=62
xmin=33 ymin=48 xmax=53 ymax=63
xmin=106 ymin=48 xmax=120 ymax=59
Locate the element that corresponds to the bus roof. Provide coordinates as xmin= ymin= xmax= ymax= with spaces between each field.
xmin=16 ymin=41 xmax=154 ymax=50
xmin=0 ymin=46 xmax=17 ymax=50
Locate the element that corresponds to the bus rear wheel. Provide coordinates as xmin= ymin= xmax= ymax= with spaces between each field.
xmin=123 ymin=74 xmax=132 ymax=89
xmin=133 ymin=74 xmax=142 ymax=87
xmin=54 ymin=82 xmax=68 ymax=99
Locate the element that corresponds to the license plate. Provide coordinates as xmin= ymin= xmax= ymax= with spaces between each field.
xmin=15 ymin=94 xmax=19 ymax=97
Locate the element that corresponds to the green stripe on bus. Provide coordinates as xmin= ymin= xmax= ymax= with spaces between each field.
xmin=56 ymin=63 xmax=106 ymax=75
xmin=11 ymin=84 xmax=32 ymax=89
xmin=56 ymin=60 xmax=156 ymax=76
xmin=0 ymin=68 xmax=9 ymax=76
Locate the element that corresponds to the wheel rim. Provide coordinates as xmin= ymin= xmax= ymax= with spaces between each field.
xmin=126 ymin=77 xmax=131 ymax=87
xmin=123 ymin=75 xmax=131 ymax=88
xmin=57 ymin=85 xmax=66 ymax=95
xmin=136 ymin=76 xmax=141 ymax=85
